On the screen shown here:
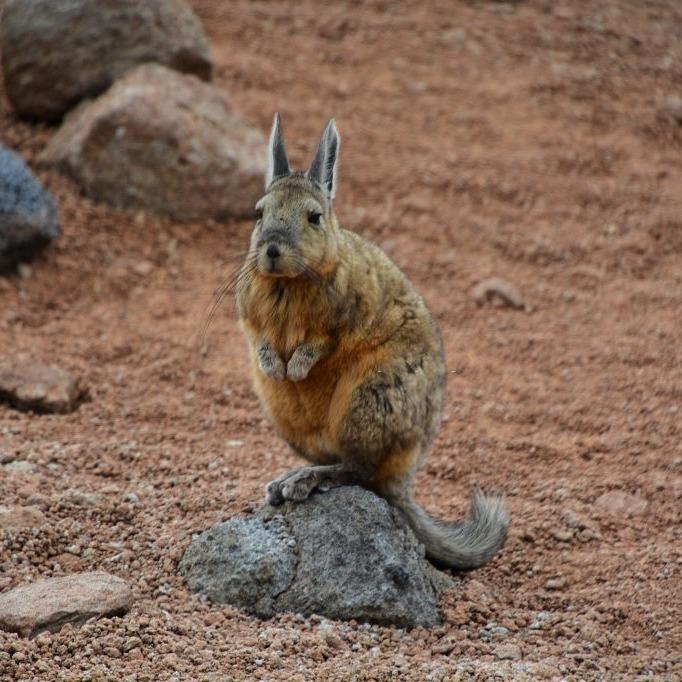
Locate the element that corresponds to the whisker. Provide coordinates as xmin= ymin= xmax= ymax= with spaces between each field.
xmin=196 ymin=255 xmax=257 ymax=350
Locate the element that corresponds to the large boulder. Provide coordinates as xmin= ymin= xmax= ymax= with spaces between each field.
xmin=0 ymin=0 xmax=212 ymax=122
xmin=0 ymin=145 xmax=59 ymax=273
xmin=179 ymin=486 xmax=453 ymax=628
xmin=39 ymin=64 xmax=266 ymax=221
xmin=0 ymin=572 xmax=133 ymax=638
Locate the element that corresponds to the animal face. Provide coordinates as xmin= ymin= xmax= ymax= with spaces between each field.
xmin=248 ymin=114 xmax=342 ymax=279
xmin=251 ymin=176 xmax=335 ymax=278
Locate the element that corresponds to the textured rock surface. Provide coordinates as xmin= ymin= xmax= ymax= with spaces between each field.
xmin=40 ymin=64 xmax=266 ymax=220
xmin=0 ymin=359 xmax=81 ymax=413
xmin=1 ymin=0 xmax=212 ymax=121
xmin=0 ymin=145 xmax=59 ymax=273
xmin=179 ymin=516 xmax=296 ymax=618
xmin=180 ymin=487 xmax=452 ymax=628
xmin=0 ymin=572 xmax=133 ymax=638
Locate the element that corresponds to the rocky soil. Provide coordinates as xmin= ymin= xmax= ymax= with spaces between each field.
xmin=1 ymin=0 xmax=681 ymax=680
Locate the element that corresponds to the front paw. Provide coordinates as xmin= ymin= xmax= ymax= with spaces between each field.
xmin=286 ymin=356 xmax=312 ymax=382
xmin=286 ymin=345 xmax=317 ymax=381
xmin=257 ymin=346 xmax=286 ymax=380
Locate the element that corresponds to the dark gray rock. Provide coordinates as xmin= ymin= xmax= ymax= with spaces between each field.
xmin=1 ymin=0 xmax=212 ymax=122
xmin=0 ymin=145 xmax=59 ymax=273
xmin=179 ymin=487 xmax=452 ymax=628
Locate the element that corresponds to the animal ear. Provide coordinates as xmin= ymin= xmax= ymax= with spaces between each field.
xmin=265 ymin=112 xmax=290 ymax=189
xmin=306 ymin=119 xmax=340 ymax=201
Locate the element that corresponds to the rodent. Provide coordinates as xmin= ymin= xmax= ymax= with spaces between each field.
xmin=236 ymin=114 xmax=509 ymax=570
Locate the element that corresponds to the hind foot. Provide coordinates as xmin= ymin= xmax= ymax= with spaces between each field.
xmin=265 ymin=464 xmax=349 ymax=506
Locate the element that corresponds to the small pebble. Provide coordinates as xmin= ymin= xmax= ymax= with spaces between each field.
xmin=545 ymin=577 xmax=567 ymax=590
xmin=552 ymin=528 xmax=574 ymax=542
xmin=493 ymin=643 xmax=523 ymax=660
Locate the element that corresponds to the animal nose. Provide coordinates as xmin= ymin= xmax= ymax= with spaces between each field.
xmin=266 ymin=244 xmax=280 ymax=259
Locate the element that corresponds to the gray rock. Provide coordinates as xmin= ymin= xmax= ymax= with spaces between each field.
xmin=479 ymin=621 xmax=510 ymax=641
xmin=180 ymin=516 xmax=296 ymax=618
xmin=529 ymin=610 xmax=552 ymax=630
xmin=0 ymin=571 xmax=132 ymax=638
xmin=39 ymin=64 xmax=266 ymax=221
xmin=2 ymin=460 xmax=37 ymax=476
xmin=179 ymin=486 xmax=452 ymax=628
xmin=0 ymin=145 xmax=59 ymax=273
xmin=1 ymin=0 xmax=212 ymax=121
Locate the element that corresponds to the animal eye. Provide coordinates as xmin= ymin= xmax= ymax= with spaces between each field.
xmin=254 ymin=208 xmax=263 ymax=221
xmin=308 ymin=212 xmax=322 ymax=226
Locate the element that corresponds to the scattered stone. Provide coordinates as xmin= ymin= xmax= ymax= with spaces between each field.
xmin=16 ymin=262 xmax=31 ymax=279
xmin=493 ymin=642 xmax=523 ymax=660
xmin=132 ymin=260 xmax=154 ymax=277
xmin=179 ymin=486 xmax=452 ymax=628
xmin=464 ymin=579 xmax=494 ymax=604
xmin=561 ymin=509 xmax=589 ymax=530
xmin=0 ymin=505 xmax=46 ymax=532
xmin=0 ymin=145 xmax=59 ymax=273
xmin=529 ymin=611 xmax=552 ymax=630
xmin=0 ymin=359 xmax=81 ymax=414
xmin=0 ymin=450 xmax=15 ymax=465
xmin=431 ymin=638 xmax=459 ymax=655
xmin=65 ymin=490 xmax=102 ymax=508
xmin=479 ymin=622 xmax=510 ymax=642
xmin=52 ymin=553 xmax=82 ymax=572
xmin=544 ymin=576 xmax=567 ymax=590
xmin=657 ymin=96 xmax=682 ymax=125
xmin=471 ymin=277 xmax=525 ymax=310
xmin=318 ymin=622 xmax=346 ymax=650
xmin=0 ymin=572 xmax=133 ymax=638
xmin=551 ymin=528 xmax=574 ymax=542
xmin=1 ymin=0 xmax=212 ymax=121
xmin=595 ymin=490 xmax=648 ymax=517
xmin=40 ymin=64 xmax=266 ymax=221
xmin=2 ymin=460 xmax=37 ymax=475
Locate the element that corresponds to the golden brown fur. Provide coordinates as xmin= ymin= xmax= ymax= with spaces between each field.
xmin=235 ymin=115 xmax=509 ymax=570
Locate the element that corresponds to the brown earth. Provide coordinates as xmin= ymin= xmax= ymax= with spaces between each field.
xmin=1 ymin=1 xmax=681 ymax=680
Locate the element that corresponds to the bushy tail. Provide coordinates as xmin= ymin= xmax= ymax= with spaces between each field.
xmin=394 ymin=490 xmax=510 ymax=570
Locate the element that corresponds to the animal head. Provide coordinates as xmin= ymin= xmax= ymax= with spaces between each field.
xmin=250 ymin=114 xmax=341 ymax=279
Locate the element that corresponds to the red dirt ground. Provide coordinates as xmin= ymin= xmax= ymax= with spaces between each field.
xmin=1 ymin=1 xmax=681 ymax=679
